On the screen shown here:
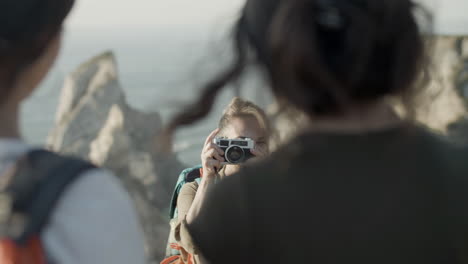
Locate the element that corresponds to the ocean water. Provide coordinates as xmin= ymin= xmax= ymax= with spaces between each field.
xmin=21 ymin=25 xmax=273 ymax=166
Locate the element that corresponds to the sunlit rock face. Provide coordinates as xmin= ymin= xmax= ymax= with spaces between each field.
xmin=414 ymin=36 xmax=468 ymax=134
xmin=47 ymin=52 xmax=185 ymax=263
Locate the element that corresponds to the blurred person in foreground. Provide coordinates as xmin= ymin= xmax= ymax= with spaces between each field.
xmin=165 ymin=0 xmax=468 ymax=263
xmin=164 ymin=97 xmax=271 ymax=264
xmin=0 ymin=1 xmax=146 ymax=263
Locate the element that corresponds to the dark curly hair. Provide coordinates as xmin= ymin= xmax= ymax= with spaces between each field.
xmin=0 ymin=0 xmax=75 ymax=100
xmin=166 ymin=0 xmax=431 ymax=138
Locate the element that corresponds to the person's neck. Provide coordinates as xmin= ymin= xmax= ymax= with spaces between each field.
xmin=0 ymin=102 xmax=21 ymax=139
xmin=305 ymin=101 xmax=402 ymax=134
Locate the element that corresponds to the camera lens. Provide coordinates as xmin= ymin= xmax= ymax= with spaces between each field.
xmin=226 ymin=146 xmax=245 ymax=164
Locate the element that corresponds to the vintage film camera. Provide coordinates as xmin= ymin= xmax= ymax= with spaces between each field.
xmin=213 ymin=137 xmax=255 ymax=164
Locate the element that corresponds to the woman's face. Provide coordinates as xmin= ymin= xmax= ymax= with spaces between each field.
xmin=223 ymin=115 xmax=269 ymax=176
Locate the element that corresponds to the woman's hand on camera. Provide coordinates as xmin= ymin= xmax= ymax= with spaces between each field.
xmin=201 ymin=128 xmax=225 ymax=179
xmin=249 ymin=143 xmax=268 ymax=164
xmin=250 ymin=143 xmax=268 ymax=158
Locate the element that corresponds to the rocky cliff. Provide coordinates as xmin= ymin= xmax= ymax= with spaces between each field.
xmin=429 ymin=36 xmax=468 ymax=144
xmin=414 ymin=36 xmax=468 ymax=134
xmin=47 ymin=52 xmax=185 ymax=263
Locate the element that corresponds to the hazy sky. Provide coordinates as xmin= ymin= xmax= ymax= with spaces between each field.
xmin=435 ymin=0 xmax=468 ymax=34
xmin=67 ymin=0 xmax=468 ymax=34
xmin=67 ymin=0 xmax=243 ymax=28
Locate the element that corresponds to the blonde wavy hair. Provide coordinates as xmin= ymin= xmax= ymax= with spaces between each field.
xmin=218 ymin=97 xmax=271 ymax=140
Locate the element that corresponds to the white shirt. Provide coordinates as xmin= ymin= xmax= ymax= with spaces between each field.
xmin=0 ymin=139 xmax=147 ymax=264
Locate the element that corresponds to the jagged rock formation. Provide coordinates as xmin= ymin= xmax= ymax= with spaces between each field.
xmin=47 ymin=52 xmax=185 ymax=263
xmin=414 ymin=36 xmax=468 ymax=134
xmin=438 ymin=36 xmax=468 ymax=144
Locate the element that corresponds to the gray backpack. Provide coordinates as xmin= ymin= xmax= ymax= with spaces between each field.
xmin=0 ymin=150 xmax=95 ymax=264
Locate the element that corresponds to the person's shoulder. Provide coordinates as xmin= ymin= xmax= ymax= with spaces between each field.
xmin=409 ymin=126 xmax=468 ymax=190
xmin=180 ymin=180 xmax=199 ymax=193
xmin=414 ymin=126 xmax=468 ymax=162
xmin=74 ymin=168 xmax=129 ymax=199
xmin=43 ymin=168 xmax=147 ymax=263
xmin=48 ymin=167 xmax=137 ymax=227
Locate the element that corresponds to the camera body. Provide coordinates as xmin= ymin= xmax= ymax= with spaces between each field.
xmin=213 ymin=137 xmax=255 ymax=164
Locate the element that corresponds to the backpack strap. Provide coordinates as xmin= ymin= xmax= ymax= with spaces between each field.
xmin=168 ymin=165 xmax=202 ymax=220
xmin=0 ymin=150 xmax=96 ymax=245
xmin=186 ymin=169 xmax=202 ymax=183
